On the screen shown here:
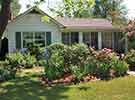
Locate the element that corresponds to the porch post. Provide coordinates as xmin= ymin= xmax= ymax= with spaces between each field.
xmin=125 ymin=36 xmax=128 ymax=53
xmin=79 ymin=32 xmax=83 ymax=43
xmin=112 ymin=32 xmax=115 ymax=50
xmin=98 ymin=32 xmax=102 ymax=49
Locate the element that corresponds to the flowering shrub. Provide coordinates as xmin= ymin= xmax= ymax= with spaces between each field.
xmin=124 ymin=49 xmax=135 ymax=67
xmin=123 ymin=20 xmax=135 ymax=49
xmin=43 ymin=44 xmax=128 ymax=81
xmin=90 ymin=48 xmax=128 ymax=79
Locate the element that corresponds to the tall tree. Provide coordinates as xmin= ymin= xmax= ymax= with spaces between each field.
xmin=0 ymin=0 xmax=11 ymax=39
xmin=92 ymin=0 xmax=128 ymax=25
xmin=50 ymin=0 xmax=95 ymax=18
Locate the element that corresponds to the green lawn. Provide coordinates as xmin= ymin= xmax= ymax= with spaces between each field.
xmin=0 ymin=67 xmax=135 ymax=100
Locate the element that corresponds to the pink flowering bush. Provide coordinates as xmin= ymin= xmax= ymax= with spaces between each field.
xmin=124 ymin=20 xmax=135 ymax=49
xmin=90 ymin=48 xmax=128 ymax=79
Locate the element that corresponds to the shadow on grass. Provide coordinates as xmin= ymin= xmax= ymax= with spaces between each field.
xmin=0 ymin=76 xmax=70 ymax=100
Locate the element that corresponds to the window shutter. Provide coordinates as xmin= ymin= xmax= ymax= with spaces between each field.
xmin=15 ymin=32 xmax=21 ymax=49
xmin=46 ymin=32 xmax=51 ymax=45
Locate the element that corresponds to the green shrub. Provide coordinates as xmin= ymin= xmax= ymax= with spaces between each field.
xmin=44 ymin=51 xmax=65 ymax=80
xmin=6 ymin=52 xmax=25 ymax=68
xmin=63 ymin=44 xmax=90 ymax=66
xmin=43 ymin=43 xmax=128 ymax=81
xmin=47 ymin=43 xmax=65 ymax=53
xmin=38 ymin=60 xmax=46 ymax=66
xmin=91 ymin=48 xmax=129 ymax=79
xmin=0 ymin=61 xmax=16 ymax=81
xmin=111 ymin=58 xmax=129 ymax=77
xmin=44 ymin=43 xmax=90 ymax=80
xmin=70 ymin=65 xmax=85 ymax=81
xmin=6 ymin=52 xmax=37 ymax=69
xmin=96 ymin=62 xmax=111 ymax=79
xmin=124 ymin=49 xmax=135 ymax=66
xmin=27 ymin=43 xmax=45 ymax=60
xmin=23 ymin=53 xmax=37 ymax=68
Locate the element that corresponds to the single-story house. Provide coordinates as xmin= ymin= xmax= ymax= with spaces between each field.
xmin=2 ymin=6 xmax=125 ymax=54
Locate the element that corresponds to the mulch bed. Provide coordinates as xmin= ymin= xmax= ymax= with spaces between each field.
xmin=40 ymin=73 xmax=100 ymax=86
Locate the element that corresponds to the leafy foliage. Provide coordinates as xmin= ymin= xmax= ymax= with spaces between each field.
xmin=11 ymin=0 xmax=21 ymax=16
xmin=92 ymin=0 xmax=127 ymax=25
xmin=124 ymin=49 xmax=135 ymax=66
xmin=44 ymin=44 xmax=128 ymax=81
xmin=50 ymin=0 xmax=95 ymax=17
xmin=27 ymin=43 xmax=44 ymax=60
xmin=123 ymin=20 xmax=135 ymax=50
xmin=93 ymin=48 xmax=128 ymax=79
xmin=6 ymin=52 xmax=25 ymax=68
xmin=23 ymin=53 xmax=37 ymax=68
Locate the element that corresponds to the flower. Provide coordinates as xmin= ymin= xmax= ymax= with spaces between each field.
xmin=128 ymin=23 xmax=133 ymax=30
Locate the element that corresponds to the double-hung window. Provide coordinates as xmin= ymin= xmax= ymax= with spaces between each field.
xmin=16 ymin=32 xmax=51 ymax=49
xmin=83 ymin=32 xmax=98 ymax=49
xmin=62 ymin=32 xmax=79 ymax=45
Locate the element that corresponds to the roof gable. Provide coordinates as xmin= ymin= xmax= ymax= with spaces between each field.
xmin=10 ymin=6 xmax=65 ymax=28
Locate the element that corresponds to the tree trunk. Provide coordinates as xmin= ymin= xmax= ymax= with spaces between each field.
xmin=0 ymin=0 xmax=11 ymax=39
xmin=0 ymin=0 xmax=11 ymax=53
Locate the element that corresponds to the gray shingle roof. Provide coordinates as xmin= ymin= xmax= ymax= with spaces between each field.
xmin=56 ymin=17 xmax=119 ymax=31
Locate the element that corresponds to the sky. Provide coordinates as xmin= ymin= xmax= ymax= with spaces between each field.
xmin=19 ymin=0 xmax=135 ymax=19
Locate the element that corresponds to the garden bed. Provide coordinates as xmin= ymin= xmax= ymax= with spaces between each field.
xmin=40 ymin=73 xmax=100 ymax=86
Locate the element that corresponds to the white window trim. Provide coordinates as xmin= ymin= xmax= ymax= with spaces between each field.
xmin=20 ymin=32 xmax=50 ymax=48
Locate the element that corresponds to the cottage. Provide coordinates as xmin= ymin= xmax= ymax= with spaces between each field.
xmin=3 ymin=6 xmax=125 ymax=53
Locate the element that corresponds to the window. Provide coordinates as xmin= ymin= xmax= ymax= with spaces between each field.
xmin=102 ymin=32 xmax=112 ymax=49
xmin=114 ymin=32 xmax=124 ymax=53
xmin=91 ymin=32 xmax=98 ymax=49
xmin=62 ymin=32 xmax=79 ymax=45
xmin=83 ymin=32 xmax=91 ymax=46
xmin=83 ymin=32 xmax=98 ymax=49
xmin=62 ymin=32 xmax=70 ymax=44
xmin=23 ymin=32 xmax=46 ymax=48
xmin=15 ymin=32 xmax=51 ymax=49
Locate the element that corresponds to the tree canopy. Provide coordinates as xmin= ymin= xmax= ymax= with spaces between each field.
xmin=92 ymin=0 xmax=127 ymax=25
xmin=50 ymin=0 xmax=95 ymax=18
xmin=11 ymin=0 xmax=21 ymax=16
xmin=50 ymin=0 xmax=128 ymax=26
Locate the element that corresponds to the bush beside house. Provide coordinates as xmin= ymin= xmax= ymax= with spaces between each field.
xmin=0 ymin=43 xmax=129 ymax=83
xmin=124 ymin=49 xmax=135 ymax=70
xmin=43 ymin=43 xmax=129 ymax=84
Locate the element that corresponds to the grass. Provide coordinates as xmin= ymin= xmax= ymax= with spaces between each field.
xmin=0 ymin=67 xmax=135 ymax=100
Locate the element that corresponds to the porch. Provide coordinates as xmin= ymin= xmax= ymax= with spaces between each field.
xmin=61 ymin=32 xmax=125 ymax=53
